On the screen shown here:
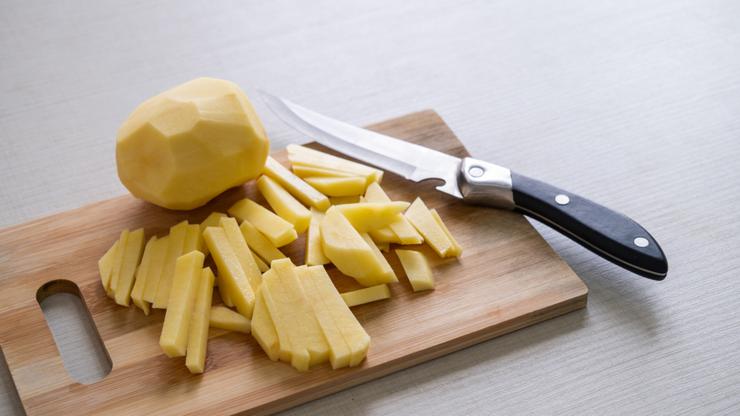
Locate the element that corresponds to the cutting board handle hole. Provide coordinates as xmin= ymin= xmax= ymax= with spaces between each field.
xmin=35 ymin=280 xmax=112 ymax=384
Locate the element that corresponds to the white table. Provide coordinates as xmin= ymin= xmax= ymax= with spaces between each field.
xmin=1 ymin=1 xmax=739 ymax=414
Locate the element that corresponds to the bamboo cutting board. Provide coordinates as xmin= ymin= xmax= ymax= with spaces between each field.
xmin=0 ymin=110 xmax=588 ymax=415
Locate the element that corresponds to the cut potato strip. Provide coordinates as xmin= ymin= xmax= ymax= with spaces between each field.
xmin=98 ymin=239 xmax=119 ymax=292
xmin=335 ymin=202 xmax=410 ymax=232
xmin=263 ymin=156 xmax=330 ymax=211
xmin=131 ymin=236 xmax=158 ymax=314
xmin=182 ymin=224 xmax=203 ymax=253
xmin=257 ymin=175 xmax=311 ymax=233
xmin=159 ymin=251 xmax=205 ymax=357
xmin=218 ymin=273 xmax=234 ymax=307
xmin=429 ymin=208 xmax=462 ymax=257
xmin=251 ymin=287 xmax=280 ymax=361
xmin=228 ymin=198 xmax=297 ymax=247
xmin=360 ymin=233 xmax=397 ymax=282
xmin=292 ymin=164 xmax=364 ymax=179
xmin=287 ymin=144 xmax=383 ymax=183
xmin=220 ymin=217 xmax=262 ymax=291
xmin=108 ymin=229 xmax=129 ymax=295
xmin=203 ymin=227 xmax=256 ymax=318
xmin=304 ymin=176 xmax=367 ymax=197
xmin=404 ymin=198 xmax=455 ymax=258
xmin=396 ymin=250 xmax=434 ymax=291
xmin=199 ymin=212 xmax=226 ymax=256
xmin=209 ymin=305 xmax=251 ymax=333
xmin=142 ymin=236 xmax=169 ymax=303
xmin=251 ymin=249 xmax=269 ymax=272
xmin=261 ymin=269 xmax=307 ymax=369
xmin=368 ymin=227 xmax=402 ymax=244
xmin=321 ymin=207 xmax=397 ymax=287
xmin=114 ymin=228 xmax=145 ymax=307
xmin=153 ymin=221 xmax=189 ymax=308
xmin=239 ymin=220 xmax=286 ymax=264
xmin=186 ymin=267 xmax=215 ymax=374
xmin=329 ymin=196 xmax=361 ymax=205
xmin=341 ymin=284 xmax=391 ymax=307
xmin=364 ymin=183 xmax=423 ymax=244
xmin=377 ymin=242 xmax=390 ymax=252
xmin=306 ymin=208 xmax=329 ymax=266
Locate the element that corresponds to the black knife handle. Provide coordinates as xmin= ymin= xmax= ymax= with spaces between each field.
xmin=510 ymin=172 xmax=668 ymax=280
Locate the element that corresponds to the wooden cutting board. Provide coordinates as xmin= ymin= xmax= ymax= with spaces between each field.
xmin=0 ymin=110 xmax=588 ymax=415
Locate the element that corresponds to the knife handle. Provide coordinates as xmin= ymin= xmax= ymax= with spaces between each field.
xmin=459 ymin=158 xmax=668 ymax=280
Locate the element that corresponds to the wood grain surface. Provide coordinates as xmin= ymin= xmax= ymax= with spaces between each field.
xmin=0 ymin=111 xmax=587 ymax=415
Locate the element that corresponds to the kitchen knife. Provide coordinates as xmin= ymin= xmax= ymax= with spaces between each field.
xmin=260 ymin=92 xmax=668 ymax=280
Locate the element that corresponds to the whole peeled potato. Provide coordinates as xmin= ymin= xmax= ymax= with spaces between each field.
xmin=116 ymin=78 xmax=269 ymax=210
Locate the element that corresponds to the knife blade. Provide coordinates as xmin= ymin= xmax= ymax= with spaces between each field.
xmin=260 ymin=91 xmax=668 ymax=280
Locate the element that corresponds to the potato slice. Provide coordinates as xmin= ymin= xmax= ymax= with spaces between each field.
xmin=335 ymin=202 xmax=410 ymax=232
xmin=160 ymin=251 xmax=205 ymax=357
xmin=239 ymin=220 xmax=286 ymax=264
xmin=404 ymin=198 xmax=455 ymax=258
xmin=287 ymin=144 xmax=383 ymax=183
xmin=360 ymin=233 xmax=396 ymax=282
xmin=108 ymin=229 xmax=129 ymax=295
xmin=429 ymin=208 xmax=462 ymax=257
xmin=98 ymin=239 xmax=119 ymax=292
xmin=220 ymin=217 xmax=262 ymax=291
xmin=130 ymin=236 xmax=158 ymax=314
xmin=396 ymin=250 xmax=434 ymax=291
xmin=217 ymin=273 xmax=234 ymax=307
xmin=251 ymin=249 xmax=269 ymax=272
xmin=182 ymin=224 xmax=203 ymax=253
xmin=292 ymin=164 xmax=364 ymax=179
xmin=263 ymin=156 xmax=330 ymax=211
xmin=200 ymin=212 xmax=226 ymax=230
xmin=261 ymin=269 xmax=308 ymax=370
xmin=306 ymin=208 xmax=329 ymax=266
xmin=329 ymin=196 xmax=361 ymax=205
xmin=341 ymin=284 xmax=391 ymax=307
xmin=203 ymin=227 xmax=256 ymax=318
xmin=251 ymin=287 xmax=280 ymax=361
xmin=153 ymin=221 xmax=189 ymax=308
xmin=209 ymin=305 xmax=251 ymax=333
xmin=113 ymin=228 xmax=145 ymax=307
xmin=257 ymin=175 xmax=310 ymax=233
xmin=368 ymin=227 xmax=402 ymax=244
xmin=186 ymin=267 xmax=215 ymax=374
xmin=320 ymin=207 xmax=397 ymax=286
xmin=364 ymin=183 xmax=423 ymax=244
xmin=142 ymin=236 xmax=169 ymax=303
xmin=304 ymin=176 xmax=367 ymax=197
xmin=228 ymin=198 xmax=297 ymax=247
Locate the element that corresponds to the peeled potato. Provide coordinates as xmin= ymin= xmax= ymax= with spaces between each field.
xmin=116 ymin=77 xmax=270 ymax=210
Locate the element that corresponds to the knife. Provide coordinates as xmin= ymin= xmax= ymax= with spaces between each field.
xmin=260 ymin=92 xmax=668 ymax=280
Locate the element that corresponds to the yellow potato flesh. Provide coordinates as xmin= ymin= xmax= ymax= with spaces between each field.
xmin=335 ymin=202 xmax=410 ymax=232
xmin=251 ymin=287 xmax=280 ymax=361
xmin=329 ymin=195 xmax=361 ymax=205
xmin=108 ymin=229 xmax=129 ymax=295
xmin=142 ymin=236 xmax=169 ymax=303
xmin=116 ymin=78 xmax=269 ymax=210
xmin=217 ymin=273 xmax=234 ymax=307
xmin=306 ymin=208 xmax=329 ymax=266
xmin=364 ymin=182 xmax=423 ymax=244
xmin=260 ymin=269 xmax=308 ymax=370
xmin=153 ymin=221 xmax=189 ymax=308
xmin=130 ymin=236 xmax=158 ymax=314
xmin=209 ymin=305 xmax=251 ymax=333
xmin=228 ymin=198 xmax=297 ymax=247
xmin=368 ymin=227 xmax=402 ymax=244
xmin=430 ymin=208 xmax=462 ymax=257
xmin=203 ymin=227 xmax=255 ymax=318
xmin=186 ymin=267 xmax=215 ymax=374
xmin=396 ymin=250 xmax=434 ymax=291
xmin=287 ymin=144 xmax=382 ymax=183
xmin=200 ymin=212 xmax=227 ymax=231
xmin=404 ymin=198 xmax=454 ymax=258
xmin=263 ymin=156 xmax=330 ymax=211
xmin=114 ymin=228 xmax=145 ymax=307
xmin=304 ymin=176 xmax=367 ymax=197
xmin=292 ymin=165 xmax=362 ymax=179
xmin=341 ymin=284 xmax=391 ymax=308
xmin=182 ymin=224 xmax=203 ymax=253
xmin=159 ymin=251 xmax=205 ymax=357
xmin=238 ymin=220 xmax=286 ymax=264
xmin=98 ymin=239 xmax=119 ymax=292
xmin=320 ymin=207 xmax=397 ymax=286
xmin=251 ymin=250 xmax=269 ymax=272
xmin=219 ymin=217 xmax=262 ymax=291
xmin=257 ymin=175 xmax=310 ymax=233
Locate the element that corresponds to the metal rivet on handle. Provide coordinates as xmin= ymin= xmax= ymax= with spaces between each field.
xmin=468 ymin=166 xmax=485 ymax=178
xmin=555 ymin=194 xmax=570 ymax=205
xmin=634 ymin=237 xmax=649 ymax=248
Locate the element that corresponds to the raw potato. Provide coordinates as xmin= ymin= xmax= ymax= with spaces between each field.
xmin=304 ymin=176 xmax=367 ymax=197
xmin=203 ymin=226 xmax=256 ymax=318
xmin=220 ymin=217 xmax=262 ymax=291
xmin=329 ymin=196 xmax=361 ymax=205
xmin=159 ymin=251 xmax=205 ymax=357
xmin=341 ymin=284 xmax=391 ymax=307
xmin=218 ymin=273 xmax=234 ymax=307
xmin=130 ymin=236 xmax=158 ymax=314
xmin=142 ymin=236 xmax=169 ymax=303
xmin=257 ymin=175 xmax=311 ymax=233
xmin=292 ymin=165 xmax=362 ymax=179
xmin=305 ymin=208 xmax=329 ymax=266
xmin=251 ymin=250 xmax=269 ymax=272
xmin=228 ymin=198 xmax=297 ymax=247
xmin=360 ymin=233 xmax=397 ymax=282
xmin=320 ymin=207 xmax=398 ymax=286
xmin=287 ymin=144 xmax=382 ymax=183
xmin=239 ymin=220 xmax=286 ymax=264
xmin=198 ymin=212 xmax=226 ymax=256
xmin=263 ymin=156 xmax=330 ymax=210
xmin=153 ymin=221 xmax=189 ymax=308
xmin=186 ymin=267 xmax=215 ymax=374
xmin=396 ymin=250 xmax=434 ymax=291
xmin=113 ymin=228 xmax=145 ymax=307
xmin=368 ymin=227 xmax=401 ymax=244
xmin=335 ymin=202 xmax=410 ymax=232
xmin=116 ymin=78 xmax=269 ymax=210
xmin=404 ymin=198 xmax=455 ymax=258
xmin=251 ymin=288 xmax=280 ymax=361
xmin=210 ymin=306 xmax=251 ymax=333
xmin=182 ymin=224 xmax=203 ymax=253
xmin=430 ymin=208 xmax=462 ymax=257
xmin=364 ymin=183 xmax=423 ymax=244
xmin=108 ymin=229 xmax=129 ymax=295
xmin=98 ymin=240 xmax=119 ymax=292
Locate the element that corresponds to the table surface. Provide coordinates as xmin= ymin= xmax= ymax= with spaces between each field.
xmin=1 ymin=0 xmax=738 ymax=415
